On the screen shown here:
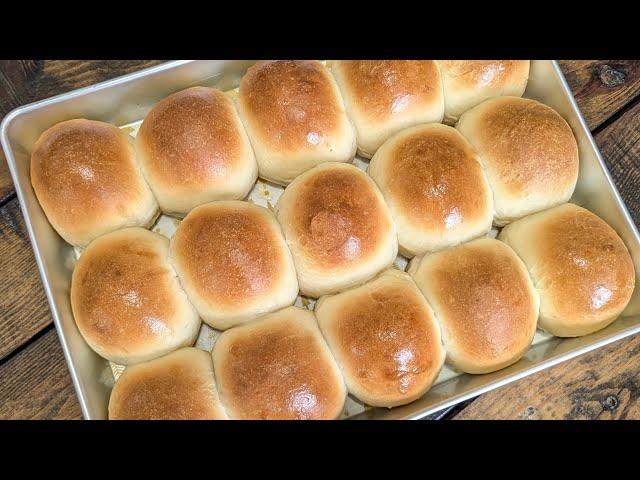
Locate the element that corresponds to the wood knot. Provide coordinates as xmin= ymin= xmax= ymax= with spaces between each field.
xmin=601 ymin=394 xmax=619 ymax=411
xmin=596 ymin=64 xmax=627 ymax=87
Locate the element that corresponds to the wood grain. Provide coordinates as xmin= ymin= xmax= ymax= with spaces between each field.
xmin=454 ymin=334 xmax=640 ymax=420
xmin=0 ymin=199 xmax=53 ymax=362
xmin=0 ymin=60 xmax=165 ymax=201
xmin=0 ymin=328 xmax=82 ymax=420
xmin=558 ymin=60 xmax=640 ymax=131
xmin=0 ymin=60 xmax=639 ymax=420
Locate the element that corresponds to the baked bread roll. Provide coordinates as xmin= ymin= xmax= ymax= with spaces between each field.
xmin=71 ymin=227 xmax=200 ymax=365
xmin=109 ymin=348 xmax=228 ymax=420
xmin=499 ymin=203 xmax=635 ymax=337
xmin=212 ymin=306 xmax=346 ymax=420
xmin=437 ymin=60 xmax=530 ymax=124
xmin=237 ymin=60 xmax=356 ymax=185
xmin=408 ymin=237 xmax=539 ymax=374
xmin=169 ymin=200 xmax=298 ymax=330
xmin=30 ymin=119 xmax=158 ymax=246
xmin=331 ymin=60 xmax=444 ymax=158
xmin=275 ymin=162 xmax=397 ymax=297
xmin=136 ymin=86 xmax=257 ymax=216
xmin=368 ymin=123 xmax=493 ymax=257
xmin=315 ymin=268 xmax=445 ymax=407
xmin=456 ymin=96 xmax=579 ymax=226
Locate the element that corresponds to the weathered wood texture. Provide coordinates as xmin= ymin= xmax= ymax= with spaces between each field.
xmin=0 ymin=328 xmax=82 ymax=420
xmin=0 ymin=199 xmax=52 ymax=362
xmin=0 ymin=60 xmax=638 ymax=420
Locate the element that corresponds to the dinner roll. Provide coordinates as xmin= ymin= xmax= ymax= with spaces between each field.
xmin=237 ymin=60 xmax=356 ymax=185
xmin=275 ymin=162 xmax=397 ymax=298
xmin=368 ymin=123 xmax=493 ymax=257
xmin=212 ymin=306 xmax=346 ymax=420
xmin=456 ymin=96 xmax=579 ymax=226
xmin=315 ymin=269 xmax=445 ymax=407
xmin=331 ymin=60 xmax=444 ymax=158
xmin=437 ymin=60 xmax=530 ymax=124
xmin=408 ymin=237 xmax=539 ymax=374
xmin=71 ymin=228 xmax=200 ymax=365
xmin=109 ymin=348 xmax=228 ymax=420
xmin=30 ymin=119 xmax=158 ymax=246
xmin=499 ymin=203 xmax=635 ymax=337
xmin=169 ymin=200 xmax=298 ymax=330
xmin=136 ymin=86 xmax=257 ymax=216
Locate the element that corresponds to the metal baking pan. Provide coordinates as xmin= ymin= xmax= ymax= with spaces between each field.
xmin=2 ymin=60 xmax=639 ymax=420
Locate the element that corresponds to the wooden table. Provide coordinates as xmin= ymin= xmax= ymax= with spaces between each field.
xmin=1 ymin=60 xmax=639 ymax=420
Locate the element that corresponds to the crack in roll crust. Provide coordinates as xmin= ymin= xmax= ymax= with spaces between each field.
xmin=315 ymin=269 xmax=445 ymax=407
xmin=109 ymin=348 xmax=228 ymax=420
xmin=275 ymin=162 xmax=397 ymax=297
xmin=456 ymin=96 xmax=579 ymax=226
xmin=136 ymin=86 xmax=257 ymax=215
xmin=212 ymin=307 xmax=346 ymax=420
xmin=499 ymin=203 xmax=636 ymax=337
xmin=169 ymin=201 xmax=298 ymax=330
xmin=331 ymin=60 xmax=444 ymax=158
xmin=438 ymin=60 xmax=530 ymax=124
xmin=409 ymin=237 xmax=539 ymax=374
xmin=70 ymin=228 xmax=200 ymax=365
xmin=369 ymin=123 xmax=493 ymax=257
xmin=30 ymin=119 xmax=158 ymax=246
xmin=238 ymin=60 xmax=356 ymax=185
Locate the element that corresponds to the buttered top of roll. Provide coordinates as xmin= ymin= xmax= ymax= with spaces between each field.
xmin=30 ymin=119 xmax=157 ymax=246
xmin=109 ymin=348 xmax=228 ymax=420
xmin=315 ymin=269 xmax=444 ymax=407
xmin=456 ymin=96 xmax=579 ymax=224
xmin=369 ymin=123 xmax=493 ymax=253
xmin=238 ymin=60 xmax=351 ymax=154
xmin=499 ymin=203 xmax=635 ymax=326
xmin=410 ymin=237 xmax=538 ymax=372
xmin=170 ymin=201 xmax=295 ymax=311
xmin=212 ymin=307 xmax=346 ymax=420
xmin=71 ymin=227 xmax=199 ymax=365
xmin=275 ymin=162 xmax=395 ymax=272
xmin=438 ymin=60 xmax=530 ymax=122
xmin=136 ymin=86 xmax=256 ymax=214
xmin=332 ymin=60 xmax=442 ymax=121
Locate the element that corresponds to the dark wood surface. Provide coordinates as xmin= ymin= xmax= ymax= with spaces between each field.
xmin=0 ymin=60 xmax=638 ymax=420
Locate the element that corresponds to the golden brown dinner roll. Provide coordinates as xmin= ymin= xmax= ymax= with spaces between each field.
xmin=109 ymin=347 xmax=228 ymax=420
xmin=331 ymin=60 xmax=444 ymax=158
xmin=315 ymin=269 xmax=445 ymax=408
xmin=237 ymin=60 xmax=356 ymax=185
xmin=408 ymin=237 xmax=539 ymax=374
xmin=212 ymin=306 xmax=346 ymax=420
xmin=275 ymin=162 xmax=397 ymax=298
xmin=456 ymin=96 xmax=579 ymax=226
xmin=30 ymin=119 xmax=158 ymax=246
xmin=136 ymin=86 xmax=257 ymax=216
xmin=169 ymin=200 xmax=298 ymax=330
xmin=499 ymin=203 xmax=635 ymax=337
xmin=368 ymin=123 xmax=493 ymax=257
xmin=71 ymin=228 xmax=200 ymax=365
xmin=437 ymin=60 xmax=530 ymax=124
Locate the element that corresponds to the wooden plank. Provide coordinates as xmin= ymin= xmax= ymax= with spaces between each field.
xmin=558 ymin=60 xmax=640 ymax=131
xmin=455 ymin=98 xmax=640 ymax=420
xmin=0 ymin=60 xmax=164 ymax=201
xmin=0 ymin=328 xmax=82 ymax=420
xmin=0 ymin=198 xmax=53 ymax=361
